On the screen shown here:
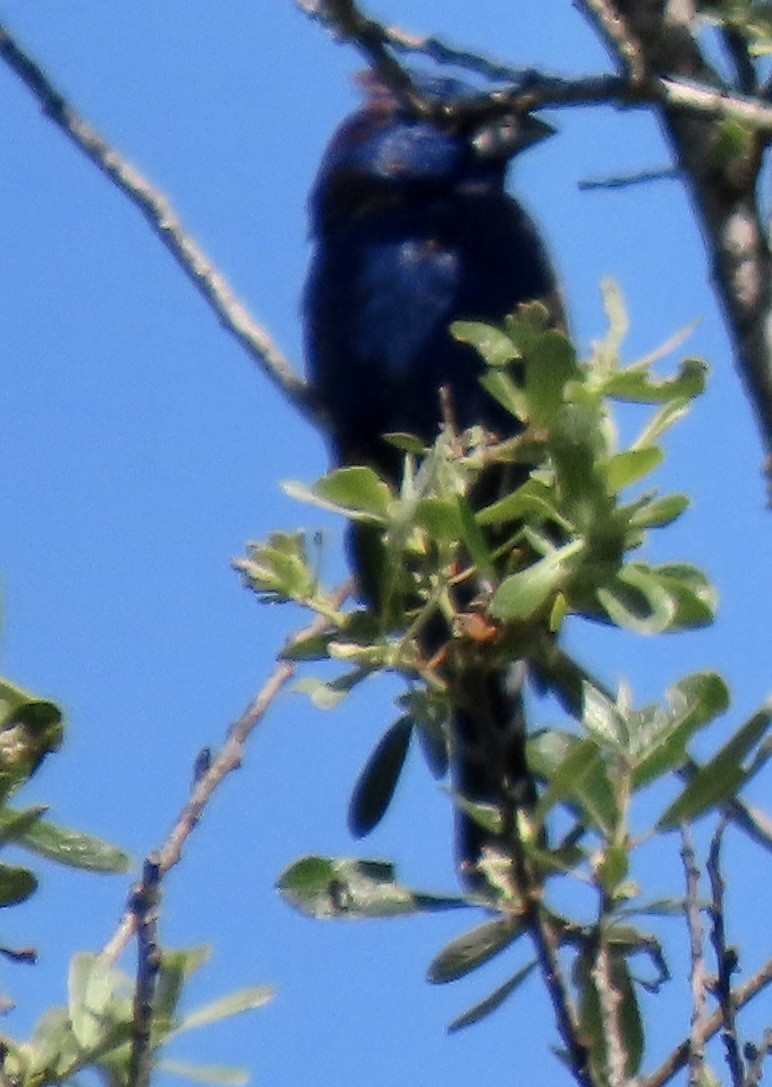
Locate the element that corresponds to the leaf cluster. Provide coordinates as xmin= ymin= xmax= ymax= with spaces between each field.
xmin=237 ymin=286 xmax=770 ymax=1072
xmin=0 ymin=947 xmax=272 ymax=1087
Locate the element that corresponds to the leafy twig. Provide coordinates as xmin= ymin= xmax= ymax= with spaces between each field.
xmin=640 ymin=957 xmax=772 ymax=1087
xmin=102 ymin=584 xmax=350 ymax=962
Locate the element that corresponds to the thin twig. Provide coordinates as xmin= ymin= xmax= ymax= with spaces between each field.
xmin=573 ymin=0 xmax=646 ymax=84
xmin=640 ymin=958 xmax=772 ymax=1087
xmin=127 ymin=856 xmax=162 ymax=1087
xmin=591 ymin=934 xmax=626 ymax=1087
xmin=744 ymin=1027 xmax=772 ymax=1087
xmin=0 ymin=21 xmax=321 ymax=431
xmin=707 ymin=820 xmax=745 ymax=1087
xmin=681 ymin=825 xmax=707 ymax=1087
xmin=102 ymin=585 xmax=350 ymax=962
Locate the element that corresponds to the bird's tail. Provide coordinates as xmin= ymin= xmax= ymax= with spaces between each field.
xmin=448 ymin=659 xmax=536 ymax=886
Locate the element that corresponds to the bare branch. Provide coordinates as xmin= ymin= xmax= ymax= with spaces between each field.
xmin=707 ymin=821 xmax=745 ymax=1087
xmin=607 ymin=0 xmax=772 ymax=479
xmin=640 ymin=957 xmax=772 ymax=1087
xmin=680 ymin=826 xmax=708 ymax=1087
xmin=573 ymin=0 xmax=646 ymax=84
xmin=102 ymin=584 xmax=351 ymax=962
xmin=0 ymin=21 xmax=322 ymax=432
xmin=127 ymin=856 xmax=162 ymax=1087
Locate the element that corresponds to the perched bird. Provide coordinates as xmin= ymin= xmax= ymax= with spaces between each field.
xmin=304 ymin=72 xmax=561 ymax=881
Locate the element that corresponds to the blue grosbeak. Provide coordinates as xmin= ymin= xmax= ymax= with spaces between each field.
xmin=304 ymin=73 xmax=561 ymax=880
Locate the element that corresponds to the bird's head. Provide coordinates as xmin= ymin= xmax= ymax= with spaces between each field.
xmin=310 ymin=70 xmax=554 ymax=232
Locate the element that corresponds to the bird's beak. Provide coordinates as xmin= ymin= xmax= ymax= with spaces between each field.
xmin=472 ymin=113 xmax=556 ymax=161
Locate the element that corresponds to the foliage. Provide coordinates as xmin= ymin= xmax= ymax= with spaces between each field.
xmin=238 ymin=287 xmax=771 ymax=1080
xmin=0 ymin=946 xmax=272 ymax=1087
xmin=0 ymin=674 xmax=272 ymax=1084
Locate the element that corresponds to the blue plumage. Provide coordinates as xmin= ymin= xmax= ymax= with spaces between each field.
xmin=304 ymin=73 xmax=560 ymax=879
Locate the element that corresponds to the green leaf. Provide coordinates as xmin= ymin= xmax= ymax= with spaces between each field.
xmin=657 ymin=701 xmax=771 ymax=829
xmin=605 ymin=448 xmax=662 ymax=493
xmin=597 ymin=564 xmax=676 ymax=634
xmin=479 ymin=368 xmax=528 ymax=420
xmin=173 ymin=987 xmax=274 ymax=1035
xmin=310 ymin=467 xmax=392 ymax=518
xmin=236 ymin=532 xmax=316 ymax=604
xmin=523 ymin=332 xmax=579 ymax=427
xmin=627 ymin=493 xmax=689 ymax=530
xmin=414 ymin=496 xmax=464 ymax=541
xmin=0 ymin=680 xmax=63 ymax=798
xmin=69 ymin=953 xmax=116 ymax=1051
xmin=0 ymin=863 xmax=37 ymax=906
xmin=583 ymin=684 xmax=629 ymax=752
xmin=0 ymin=804 xmax=47 ymax=846
xmin=450 ymin=320 xmax=519 ymax=367
xmin=596 ymin=845 xmax=629 ymax=895
xmin=427 ymin=916 xmax=525 ymax=983
xmin=490 ymin=540 xmax=583 ymax=620
xmin=447 ymin=962 xmax=537 ymax=1034
xmin=634 ymin=672 xmax=730 ymax=789
xmin=154 ymin=946 xmax=212 ymax=1031
xmin=348 ymin=718 xmax=413 ymax=837
xmin=604 ymin=358 xmax=707 ymax=406
xmin=276 ymin=856 xmax=465 ymax=920
xmin=17 ymin=818 xmax=130 ymax=872
xmin=159 ymin=1060 xmax=249 ymax=1087
xmin=26 ymin=1007 xmax=82 ymax=1079
xmin=529 ymin=731 xmax=618 ymax=836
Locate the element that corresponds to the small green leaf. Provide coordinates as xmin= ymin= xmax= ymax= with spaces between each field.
xmin=634 ymin=672 xmax=730 ymax=788
xmin=0 ymin=805 xmax=48 ymax=846
xmin=628 ymin=493 xmax=689 ymax=529
xmin=159 ymin=1060 xmax=249 ymax=1087
xmin=173 ymin=987 xmax=274 ymax=1035
xmin=348 ymin=718 xmax=413 ymax=837
xmin=605 ymin=448 xmax=662 ymax=493
xmin=597 ymin=562 xmax=677 ymax=634
xmin=583 ymin=684 xmax=629 ymax=752
xmin=451 ymin=320 xmax=519 ymax=367
xmin=490 ymin=540 xmax=582 ymax=620
xmin=657 ymin=701 xmax=770 ymax=829
xmin=414 ymin=496 xmax=464 ymax=541
xmin=447 ymin=962 xmax=537 ymax=1034
xmin=277 ymin=856 xmax=465 ymax=920
xmin=69 ymin=953 xmax=116 ymax=1051
xmin=312 ymin=467 xmax=392 ymax=517
xmin=154 ymin=946 xmax=212 ymax=1031
xmin=0 ymin=863 xmax=37 ymax=906
xmin=596 ymin=845 xmax=629 ymax=895
xmin=17 ymin=818 xmax=130 ymax=872
xmin=427 ymin=916 xmax=525 ymax=983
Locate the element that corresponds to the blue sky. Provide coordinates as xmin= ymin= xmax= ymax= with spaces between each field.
xmin=1 ymin=3 xmax=769 ymax=1086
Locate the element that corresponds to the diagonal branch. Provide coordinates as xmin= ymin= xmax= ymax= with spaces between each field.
xmin=0 ymin=21 xmax=322 ymax=432
xmin=640 ymin=956 xmax=772 ymax=1087
xmin=102 ymin=583 xmax=351 ymax=962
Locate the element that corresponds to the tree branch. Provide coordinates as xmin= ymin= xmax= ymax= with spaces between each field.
xmin=640 ymin=957 xmax=772 ymax=1087
xmin=595 ymin=0 xmax=772 ymax=477
xmin=0 ymin=21 xmax=322 ymax=433
xmin=102 ymin=585 xmax=350 ymax=962
xmin=127 ymin=856 xmax=162 ymax=1087
xmin=303 ymin=0 xmax=772 ymax=474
